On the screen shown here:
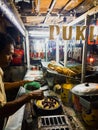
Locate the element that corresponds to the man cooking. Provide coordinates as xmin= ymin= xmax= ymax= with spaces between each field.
xmin=0 ymin=32 xmax=44 ymax=130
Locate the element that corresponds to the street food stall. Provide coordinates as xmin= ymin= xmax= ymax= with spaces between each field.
xmin=0 ymin=0 xmax=98 ymax=130
xmin=4 ymin=61 xmax=98 ymax=130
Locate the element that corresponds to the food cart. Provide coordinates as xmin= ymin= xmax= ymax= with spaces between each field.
xmin=0 ymin=1 xmax=98 ymax=130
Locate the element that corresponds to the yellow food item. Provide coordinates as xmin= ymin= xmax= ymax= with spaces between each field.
xmin=36 ymin=97 xmax=59 ymax=110
xmin=48 ymin=63 xmax=55 ymax=70
xmin=54 ymin=84 xmax=61 ymax=90
xmin=48 ymin=62 xmax=76 ymax=77
xmin=55 ymin=66 xmax=63 ymax=73
xmin=62 ymin=67 xmax=76 ymax=76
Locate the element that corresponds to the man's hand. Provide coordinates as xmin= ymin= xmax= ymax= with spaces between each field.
xmin=19 ymin=80 xmax=31 ymax=86
xmin=29 ymin=89 xmax=44 ymax=100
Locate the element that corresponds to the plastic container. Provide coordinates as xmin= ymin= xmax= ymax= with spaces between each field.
xmin=80 ymin=95 xmax=98 ymax=126
xmin=82 ymin=107 xmax=98 ymax=127
xmin=61 ymin=83 xmax=73 ymax=106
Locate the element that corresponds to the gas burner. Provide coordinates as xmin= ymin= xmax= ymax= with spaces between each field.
xmin=38 ymin=114 xmax=72 ymax=130
xmin=22 ymin=97 xmax=80 ymax=130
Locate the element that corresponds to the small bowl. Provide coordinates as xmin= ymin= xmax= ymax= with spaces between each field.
xmin=24 ymin=81 xmax=41 ymax=92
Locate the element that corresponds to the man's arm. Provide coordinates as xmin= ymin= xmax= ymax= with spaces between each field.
xmin=4 ymin=80 xmax=29 ymax=91
xmin=0 ymin=89 xmax=44 ymax=117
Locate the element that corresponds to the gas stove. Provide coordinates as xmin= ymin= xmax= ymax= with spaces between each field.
xmin=21 ymin=95 xmax=74 ymax=130
xmin=38 ymin=114 xmax=72 ymax=130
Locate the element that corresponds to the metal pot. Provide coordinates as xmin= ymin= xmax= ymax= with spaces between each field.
xmin=33 ymin=96 xmax=62 ymax=116
xmin=71 ymin=83 xmax=98 ymax=112
xmin=71 ymin=83 xmax=98 ymax=96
